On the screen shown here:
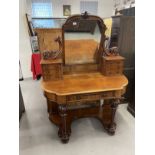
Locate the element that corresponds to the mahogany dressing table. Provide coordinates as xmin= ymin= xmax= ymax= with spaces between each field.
xmin=38 ymin=12 xmax=128 ymax=143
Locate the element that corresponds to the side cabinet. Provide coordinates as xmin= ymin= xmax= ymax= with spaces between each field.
xmin=41 ymin=59 xmax=63 ymax=81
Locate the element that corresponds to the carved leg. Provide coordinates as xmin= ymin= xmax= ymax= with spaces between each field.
xmin=107 ymin=99 xmax=120 ymax=135
xmin=58 ymin=104 xmax=70 ymax=143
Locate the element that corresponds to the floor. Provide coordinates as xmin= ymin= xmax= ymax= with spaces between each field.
xmin=19 ymin=79 xmax=135 ymax=155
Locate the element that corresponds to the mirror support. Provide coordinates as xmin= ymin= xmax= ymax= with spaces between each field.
xmin=62 ymin=13 xmax=107 ymax=65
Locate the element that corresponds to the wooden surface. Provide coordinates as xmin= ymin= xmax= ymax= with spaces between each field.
xmin=41 ymin=72 xmax=128 ymax=95
xmin=64 ymin=20 xmax=96 ymax=33
xmin=103 ymin=55 xmax=124 ymax=61
xmin=101 ymin=56 xmax=124 ymax=76
xmin=65 ymin=39 xmax=99 ymax=64
xmin=63 ymin=63 xmax=98 ymax=74
xmin=39 ymin=14 xmax=128 ymax=143
xmin=34 ymin=28 xmax=62 ymax=51
xmin=40 ymin=58 xmax=62 ymax=64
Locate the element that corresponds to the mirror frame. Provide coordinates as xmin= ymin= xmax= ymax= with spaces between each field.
xmin=62 ymin=12 xmax=107 ymax=65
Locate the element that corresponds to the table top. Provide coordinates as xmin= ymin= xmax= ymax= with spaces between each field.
xmin=41 ymin=72 xmax=128 ymax=96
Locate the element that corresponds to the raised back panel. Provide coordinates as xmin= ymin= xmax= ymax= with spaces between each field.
xmin=35 ymin=28 xmax=62 ymax=52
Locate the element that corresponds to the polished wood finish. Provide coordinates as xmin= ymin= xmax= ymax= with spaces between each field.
xmin=64 ymin=18 xmax=96 ymax=33
xmin=41 ymin=59 xmax=63 ymax=81
xmin=41 ymin=73 xmax=127 ymax=96
xmin=63 ymin=63 xmax=98 ymax=74
xmin=40 ymin=14 xmax=128 ymax=143
xmin=65 ymin=39 xmax=99 ymax=64
xmin=41 ymin=73 xmax=128 ymax=143
xmin=34 ymin=28 xmax=62 ymax=52
xmin=101 ymin=56 xmax=124 ymax=76
xmin=45 ymin=97 xmax=125 ymax=143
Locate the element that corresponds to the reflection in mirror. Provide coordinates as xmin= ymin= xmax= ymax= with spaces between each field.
xmin=64 ymin=21 xmax=101 ymax=65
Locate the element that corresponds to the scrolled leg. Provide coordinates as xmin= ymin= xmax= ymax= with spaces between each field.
xmin=107 ymin=99 xmax=120 ymax=135
xmin=58 ymin=104 xmax=70 ymax=143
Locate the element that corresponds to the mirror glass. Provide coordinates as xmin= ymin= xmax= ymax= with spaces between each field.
xmin=64 ymin=20 xmax=101 ymax=65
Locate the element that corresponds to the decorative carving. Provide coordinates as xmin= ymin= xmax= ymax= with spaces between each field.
xmin=81 ymin=11 xmax=89 ymax=19
xmin=103 ymin=47 xmax=119 ymax=57
xmin=46 ymin=93 xmax=126 ymax=142
xmin=55 ymin=36 xmax=62 ymax=51
xmin=42 ymin=50 xmax=61 ymax=60
xmin=58 ymin=105 xmax=70 ymax=143
xmin=107 ymin=99 xmax=120 ymax=135
xmin=62 ymin=13 xmax=107 ymax=64
xmin=42 ymin=36 xmax=62 ymax=60
xmin=40 ymin=13 xmax=128 ymax=143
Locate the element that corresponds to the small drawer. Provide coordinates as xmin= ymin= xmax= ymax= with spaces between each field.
xmin=67 ymin=91 xmax=116 ymax=103
xmin=101 ymin=56 xmax=124 ymax=76
xmin=41 ymin=63 xmax=63 ymax=81
xmin=101 ymin=91 xmax=114 ymax=98
xmin=67 ymin=93 xmax=100 ymax=102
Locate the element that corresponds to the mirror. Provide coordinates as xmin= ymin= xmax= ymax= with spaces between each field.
xmin=64 ymin=20 xmax=101 ymax=65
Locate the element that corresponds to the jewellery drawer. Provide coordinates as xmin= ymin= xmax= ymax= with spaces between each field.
xmin=101 ymin=56 xmax=125 ymax=76
xmin=41 ymin=64 xmax=63 ymax=81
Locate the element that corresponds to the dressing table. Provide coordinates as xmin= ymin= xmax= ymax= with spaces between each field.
xmin=39 ymin=12 xmax=128 ymax=143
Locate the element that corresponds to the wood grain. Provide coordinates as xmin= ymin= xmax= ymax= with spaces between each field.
xmin=41 ymin=72 xmax=128 ymax=95
xmin=65 ymin=39 xmax=99 ymax=64
xmin=39 ymin=14 xmax=128 ymax=143
xmin=34 ymin=28 xmax=62 ymax=52
xmin=101 ymin=56 xmax=124 ymax=76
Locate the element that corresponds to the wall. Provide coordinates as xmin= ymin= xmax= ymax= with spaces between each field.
xmin=26 ymin=0 xmax=32 ymax=15
xmin=52 ymin=0 xmax=114 ymax=18
xmin=27 ymin=0 xmax=114 ymax=18
xmin=19 ymin=0 xmax=32 ymax=78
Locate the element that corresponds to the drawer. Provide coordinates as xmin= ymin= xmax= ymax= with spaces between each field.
xmin=67 ymin=94 xmax=99 ymax=102
xmin=102 ymin=57 xmax=124 ymax=76
xmin=67 ymin=91 xmax=115 ymax=103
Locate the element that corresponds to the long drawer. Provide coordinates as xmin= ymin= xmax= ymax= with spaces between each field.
xmin=66 ymin=91 xmax=122 ymax=103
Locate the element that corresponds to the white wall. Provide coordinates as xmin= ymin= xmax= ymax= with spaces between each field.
xmin=19 ymin=0 xmax=32 ymax=78
xmin=26 ymin=0 xmax=32 ymax=15
xmin=52 ymin=0 xmax=114 ymax=18
xmin=27 ymin=0 xmax=114 ymax=18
